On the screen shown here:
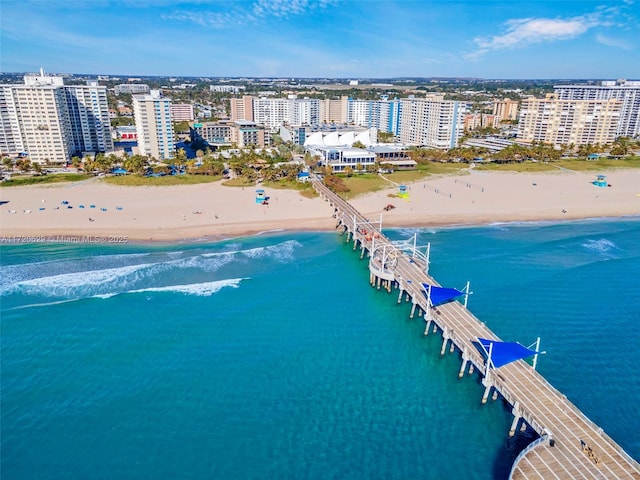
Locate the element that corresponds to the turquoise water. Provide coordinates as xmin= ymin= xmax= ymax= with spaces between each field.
xmin=2 ymin=218 xmax=639 ymax=479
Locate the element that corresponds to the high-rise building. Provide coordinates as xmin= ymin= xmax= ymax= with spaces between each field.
xmin=0 ymin=69 xmax=113 ymax=163
xmin=65 ymin=81 xmax=113 ymax=154
xmin=320 ymin=97 xmax=348 ymax=124
xmin=399 ymin=95 xmax=466 ymax=148
xmin=230 ymin=96 xmax=255 ymax=121
xmin=553 ymin=80 xmax=640 ymax=138
xmin=375 ymin=97 xmax=402 ymax=135
xmin=493 ymin=99 xmax=519 ymax=122
xmin=253 ymin=98 xmax=290 ymax=128
xmin=252 ymin=97 xmax=320 ymax=129
xmin=517 ymin=94 xmax=622 ymax=146
xmin=133 ymin=90 xmax=175 ymax=160
xmin=289 ymin=98 xmax=320 ymax=127
xmin=464 ymin=113 xmax=499 ymax=131
xmin=345 ymin=97 xmax=402 ymax=135
xmin=0 ymin=86 xmax=25 ymax=155
xmin=170 ymin=104 xmax=195 ymax=122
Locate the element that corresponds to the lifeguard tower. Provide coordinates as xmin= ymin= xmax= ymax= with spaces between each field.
xmin=398 ymin=185 xmax=409 ymax=200
xmin=255 ymin=189 xmax=266 ymax=203
xmin=592 ymin=175 xmax=608 ymax=187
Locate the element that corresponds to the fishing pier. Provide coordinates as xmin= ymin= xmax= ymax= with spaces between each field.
xmin=312 ymin=178 xmax=640 ymax=479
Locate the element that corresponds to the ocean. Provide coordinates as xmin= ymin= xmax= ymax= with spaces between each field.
xmin=2 ymin=217 xmax=639 ymax=479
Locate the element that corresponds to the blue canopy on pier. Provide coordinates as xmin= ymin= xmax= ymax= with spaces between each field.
xmin=478 ymin=338 xmax=539 ymax=369
xmin=421 ymin=283 xmax=464 ymax=306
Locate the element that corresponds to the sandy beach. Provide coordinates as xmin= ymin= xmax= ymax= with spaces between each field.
xmin=1 ymin=169 xmax=639 ymax=242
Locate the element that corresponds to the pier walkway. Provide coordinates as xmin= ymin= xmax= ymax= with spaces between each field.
xmin=312 ymin=178 xmax=640 ymax=479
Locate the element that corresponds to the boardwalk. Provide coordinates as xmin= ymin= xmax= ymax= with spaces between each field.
xmin=312 ymin=178 xmax=640 ymax=480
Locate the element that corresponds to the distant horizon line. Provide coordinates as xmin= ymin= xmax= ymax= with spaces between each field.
xmin=1 ymin=72 xmax=636 ymax=83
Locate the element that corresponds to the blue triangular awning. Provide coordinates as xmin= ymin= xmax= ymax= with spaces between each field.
xmin=421 ymin=283 xmax=464 ymax=306
xmin=478 ymin=338 xmax=539 ymax=368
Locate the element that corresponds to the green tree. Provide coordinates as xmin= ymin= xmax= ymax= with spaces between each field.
xmin=124 ymin=155 xmax=148 ymax=175
xmin=2 ymin=157 xmax=13 ymax=171
xmin=610 ymin=137 xmax=630 ymax=157
xmin=173 ymin=121 xmax=190 ymax=133
xmin=16 ymin=158 xmax=31 ymax=172
xmin=377 ymin=131 xmax=395 ymax=143
xmin=175 ymin=148 xmax=187 ymax=168
xmin=94 ymin=153 xmax=114 ymax=173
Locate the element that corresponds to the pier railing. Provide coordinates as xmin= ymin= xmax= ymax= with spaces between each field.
xmin=311 ymin=177 xmax=640 ymax=479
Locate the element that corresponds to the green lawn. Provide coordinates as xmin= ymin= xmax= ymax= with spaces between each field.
xmin=262 ymin=180 xmax=319 ymax=197
xmin=474 ymin=157 xmax=640 ymax=172
xmin=1 ymin=173 xmax=88 ymax=187
xmin=339 ymin=175 xmax=390 ymax=199
xmin=103 ymin=174 xmax=222 ymax=186
xmin=222 ymin=177 xmax=257 ymax=187
xmin=336 ymin=163 xmax=470 ymax=199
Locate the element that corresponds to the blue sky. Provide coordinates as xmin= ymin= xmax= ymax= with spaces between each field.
xmin=1 ymin=0 xmax=638 ymax=79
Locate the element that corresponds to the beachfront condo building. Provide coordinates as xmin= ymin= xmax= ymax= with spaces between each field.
xmin=191 ymin=120 xmax=269 ymax=148
xmin=553 ymin=80 xmax=640 ymax=138
xmin=347 ymin=98 xmax=402 ymax=135
xmin=133 ymin=90 xmax=175 ymax=160
xmin=0 ymin=86 xmax=25 ymax=156
xmin=192 ymin=121 xmax=233 ymax=146
xmin=398 ymin=95 xmax=467 ymax=149
xmin=230 ymin=121 xmax=269 ymax=147
xmin=64 ymin=81 xmax=114 ymax=155
xmin=0 ymin=69 xmax=113 ymax=163
xmin=517 ymin=94 xmax=622 ymax=146
xmin=252 ymin=97 xmax=321 ymax=129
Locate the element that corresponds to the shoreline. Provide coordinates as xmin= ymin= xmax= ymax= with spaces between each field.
xmin=2 ymin=169 xmax=640 ymax=244
xmin=2 ymin=215 xmax=639 ymax=247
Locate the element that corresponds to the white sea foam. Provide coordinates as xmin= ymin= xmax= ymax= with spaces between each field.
xmin=582 ymin=238 xmax=619 ymax=254
xmin=395 ymin=228 xmax=424 ymax=238
xmin=200 ymin=239 xmax=301 ymax=263
xmin=93 ymin=293 xmax=118 ymax=299
xmin=5 ymin=298 xmax=84 ymax=310
xmin=1 ymin=262 xmax=160 ymax=296
xmin=0 ymin=252 xmax=154 ymax=290
xmin=127 ymin=278 xmax=245 ymax=296
xmin=242 ymin=239 xmax=301 ymax=261
xmin=200 ymin=250 xmax=240 ymax=258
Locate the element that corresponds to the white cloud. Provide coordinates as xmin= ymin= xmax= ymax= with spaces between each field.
xmin=596 ymin=33 xmax=634 ymax=50
xmin=161 ymin=10 xmax=247 ymax=28
xmin=465 ymin=7 xmax=632 ymax=59
xmin=252 ymin=0 xmax=336 ymax=18
xmin=162 ymin=0 xmax=336 ymax=28
xmin=471 ymin=16 xmax=594 ymax=57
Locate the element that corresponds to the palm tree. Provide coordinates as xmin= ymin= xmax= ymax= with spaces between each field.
xmin=2 ymin=157 xmax=13 ymax=172
xmin=17 ymin=158 xmax=31 ymax=172
xmin=124 ymin=155 xmax=148 ymax=175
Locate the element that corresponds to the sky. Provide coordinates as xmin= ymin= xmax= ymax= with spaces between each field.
xmin=1 ymin=0 xmax=639 ymax=79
